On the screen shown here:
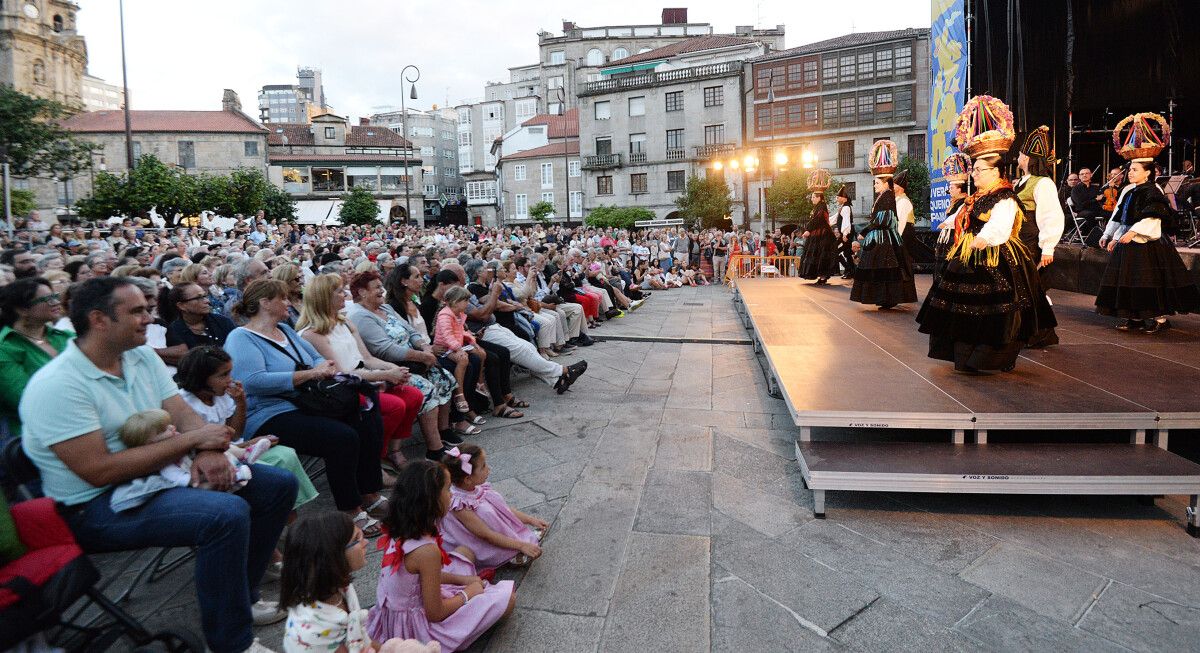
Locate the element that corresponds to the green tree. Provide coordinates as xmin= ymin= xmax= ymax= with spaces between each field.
xmin=1 ymin=186 xmax=37 ymax=218
xmin=76 ymin=155 xmax=200 ymax=226
xmin=585 ymin=205 xmax=655 ymax=230
xmin=75 ymin=170 xmax=129 ymax=221
xmin=674 ymin=175 xmax=733 ymax=229
xmin=765 ymin=169 xmax=815 ymax=228
xmin=227 ymin=167 xmax=274 ymax=216
xmin=338 ymin=186 xmax=381 ymax=226
xmin=262 ymin=184 xmax=297 ymax=222
xmin=528 ymin=200 xmax=555 ymax=224
xmin=0 ymin=85 xmax=96 ymax=178
xmin=897 ymin=154 xmax=931 ymax=222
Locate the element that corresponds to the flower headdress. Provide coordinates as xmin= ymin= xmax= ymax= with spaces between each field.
xmin=807 ymin=168 xmax=832 ymax=192
xmin=1113 ymin=112 xmax=1169 ymax=163
xmin=868 ymin=140 xmax=898 ymax=178
xmin=956 ymin=95 xmax=1015 ymax=160
xmin=941 ymin=152 xmax=971 ymax=183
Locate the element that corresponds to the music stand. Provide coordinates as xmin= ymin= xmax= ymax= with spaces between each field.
xmin=1158 ymin=176 xmax=1200 ymax=247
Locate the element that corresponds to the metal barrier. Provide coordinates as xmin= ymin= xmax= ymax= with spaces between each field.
xmin=724 ymin=255 xmax=803 ymax=285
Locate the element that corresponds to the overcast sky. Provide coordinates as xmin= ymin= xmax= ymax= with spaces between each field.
xmin=77 ymin=0 xmax=930 ymax=121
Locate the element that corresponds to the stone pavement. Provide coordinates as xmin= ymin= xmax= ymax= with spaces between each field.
xmin=90 ymin=283 xmax=1200 ymax=652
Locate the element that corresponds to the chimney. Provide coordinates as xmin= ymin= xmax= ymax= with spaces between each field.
xmin=735 ymin=25 xmax=753 ymax=36
xmin=662 ymin=8 xmax=687 ymax=24
xmin=360 ymin=117 xmax=370 ymax=126
xmin=562 ymin=20 xmax=575 ymax=33
xmin=221 ymin=89 xmax=241 ymax=112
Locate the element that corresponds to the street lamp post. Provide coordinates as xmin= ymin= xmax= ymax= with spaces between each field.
xmin=556 ymin=86 xmax=571 ymax=227
xmin=399 ymin=65 xmax=421 ymax=227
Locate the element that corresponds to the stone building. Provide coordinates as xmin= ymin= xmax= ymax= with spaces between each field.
xmin=0 ymin=0 xmax=86 ymax=107
xmin=81 ymin=73 xmax=123 ymax=110
xmin=576 ymin=35 xmax=768 ymax=223
xmin=495 ymin=109 xmax=582 ymax=224
xmin=266 ymin=113 xmax=423 ymax=225
xmin=369 ymin=107 xmax=462 ymax=221
xmin=745 ymin=28 xmax=932 ymax=226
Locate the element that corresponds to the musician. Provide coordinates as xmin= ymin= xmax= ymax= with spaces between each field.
xmin=1101 ymin=167 xmax=1125 ymax=214
xmin=1070 ymin=168 xmax=1105 ymax=238
xmin=1013 ymin=126 xmax=1064 ymax=347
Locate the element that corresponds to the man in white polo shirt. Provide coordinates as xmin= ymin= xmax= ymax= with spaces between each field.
xmin=21 ymin=277 xmax=296 ymax=653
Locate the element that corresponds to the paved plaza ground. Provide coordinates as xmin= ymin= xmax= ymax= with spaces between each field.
xmin=93 ymin=281 xmax=1200 ymax=652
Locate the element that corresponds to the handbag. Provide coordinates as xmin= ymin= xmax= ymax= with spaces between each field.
xmin=527 ymin=297 xmax=542 ymax=313
xmin=264 ymin=329 xmax=371 ymax=419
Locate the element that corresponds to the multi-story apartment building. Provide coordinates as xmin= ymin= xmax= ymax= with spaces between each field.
xmin=745 ymin=28 xmax=931 ymax=225
xmin=369 ymin=107 xmax=462 ymax=222
xmin=81 ymin=73 xmax=123 ymax=110
xmin=258 ymin=66 xmax=330 ymax=124
xmin=495 ymin=109 xmax=582 ymax=224
xmin=266 ymin=113 xmax=422 ymax=225
xmin=577 ymin=35 xmax=769 ymax=223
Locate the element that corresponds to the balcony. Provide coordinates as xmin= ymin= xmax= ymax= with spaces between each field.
xmin=578 ymin=62 xmax=742 ymax=97
xmin=629 ymin=152 xmax=647 ymax=164
xmin=694 ymin=143 xmax=736 ymax=159
xmin=583 ymin=153 xmax=622 ymax=170
xmin=665 ymin=148 xmax=686 ymax=162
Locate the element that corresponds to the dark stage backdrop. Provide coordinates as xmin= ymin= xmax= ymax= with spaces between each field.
xmin=967 ymin=0 xmax=1200 ymax=176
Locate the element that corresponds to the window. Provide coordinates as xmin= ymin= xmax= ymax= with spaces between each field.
xmin=421 ymin=146 xmax=435 ymax=156
xmin=703 ymin=86 xmax=723 ymax=107
xmin=877 ymin=49 xmax=893 ymax=77
xmin=569 ymin=190 xmax=582 ymax=217
xmin=757 ymin=106 xmax=772 ymax=133
xmin=324 ymin=127 xmax=336 ymax=139
xmin=839 ymin=55 xmax=855 ymax=83
xmin=350 ymin=172 xmax=379 ymax=190
xmin=822 ymin=99 xmax=838 ymax=127
xmin=458 ymin=108 xmax=471 ymax=124
xmin=132 ymin=141 xmax=142 ymax=159
xmin=443 ymin=149 xmax=454 ymax=159
xmin=612 ymin=47 xmax=629 ymax=60
xmin=594 ymin=101 xmax=611 ymax=120
xmin=547 ymin=76 xmax=564 ymax=89
xmin=803 ymin=101 xmax=818 ymax=128
xmin=484 ymin=104 xmax=503 ymax=121
xmin=465 ymin=181 xmax=497 ymax=202
xmin=803 ymin=60 xmax=818 ymax=87
xmin=665 ymin=129 xmax=684 ymax=150
xmin=444 ymin=167 xmax=455 ymax=176
xmin=629 ymin=133 xmax=646 ymax=153
xmin=597 ymin=176 xmax=613 ymax=195
xmin=858 ymin=94 xmax=875 ymax=123
xmin=907 ymin=133 xmax=926 ymax=158
xmin=628 ymin=96 xmax=645 ymax=117
xmin=896 ymin=87 xmax=914 ymax=119
xmin=458 ymin=131 xmax=472 ymax=146
xmin=442 ymin=131 xmax=453 ymax=140
xmin=876 ymin=91 xmax=894 ymax=113
xmin=840 ymin=96 xmax=856 ymax=123
xmin=177 ymin=141 xmax=195 ymax=168
xmin=704 ymin=124 xmax=725 ymax=145
xmin=548 ymin=102 xmax=563 ymax=115
xmin=540 ymin=162 xmax=553 ymax=188
xmin=586 ymin=49 xmax=604 ymax=66
xmin=857 ymin=51 xmax=875 ymax=80
xmin=630 ymin=173 xmax=648 ymax=194
xmin=57 ymin=178 xmax=73 ymax=205
xmin=550 ymin=51 xmax=565 ymax=65
xmin=569 ymin=160 xmax=580 ymax=177
xmin=667 ymin=170 xmax=685 ymax=192
xmin=244 ymin=140 xmax=259 ymax=156
xmin=665 ymin=91 xmax=683 ymax=112
xmin=787 ymin=103 xmax=803 ymax=129
xmin=515 ymin=194 xmax=528 ymax=217
xmin=514 ymin=164 xmax=527 ymax=181
xmin=541 ymin=192 xmax=555 ymax=209
xmin=895 ymin=45 xmax=913 ymax=76
xmin=53 ymin=15 xmax=64 ymax=32
xmin=282 ymin=167 xmax=309 ymax=193
xmin=516 ymin=98 xmax=537 ymax=120
xmin=787 ymin=64 xmax=802 ymax=86
xmin=311 ymin=167 xmax=345 ymax=192
xmin=837 ymin=141 xmax=854 ymax=169
xmin=595 ymin=137 xmax=612 ymax=156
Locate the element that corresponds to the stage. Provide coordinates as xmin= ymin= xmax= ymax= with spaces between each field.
xmin=733 ymin=275 xmax=1200 ymax=532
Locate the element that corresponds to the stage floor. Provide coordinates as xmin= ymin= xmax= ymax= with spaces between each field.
xmin=735 ymin=276 xmax=1200 ymax=434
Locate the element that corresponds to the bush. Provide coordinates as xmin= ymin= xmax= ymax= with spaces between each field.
xmin=338 ymin=186 xmax=381 ymax=226
xmin=675 ymin=175 xmax=733 ymax=229
xmin=529 ymin=200 xmax=555 ymax=224
xmin=2 ymin=187 xmax=37 ymax=219
xmin=585 ymin=205 xmax=655 ymax=230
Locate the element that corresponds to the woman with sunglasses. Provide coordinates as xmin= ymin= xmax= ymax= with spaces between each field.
xmin=0 ymin=278 xmax=72 ymax=436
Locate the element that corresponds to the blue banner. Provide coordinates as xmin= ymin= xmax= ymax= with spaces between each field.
xmin=928 ymin=0 xmax=967 ymax=227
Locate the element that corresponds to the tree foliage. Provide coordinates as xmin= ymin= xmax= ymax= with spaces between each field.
xmin=674 ymin=175 xmax=733 ymax=229
xmin=528 ymin=200 xmax=555 ymax=224
xmin=338 ymin=186 xmax=381 ymax=226
xmin=262 ymin=184 xmax=297 ymax=222
xmin=765 ymin=170 xmax=848 ymax=229
xmin=584 ymin=205 xmax=655 ymax=230
xmin=0 ymin=85 xmax=96 ymax=178
xmin=897 ymin=154 xmax=931 ymax=222
xmin=2 ymin=186 xmax=37 ymax=218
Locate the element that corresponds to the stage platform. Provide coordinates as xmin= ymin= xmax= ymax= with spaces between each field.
xmin=733 ymin=276 xmax=1200 ymax=533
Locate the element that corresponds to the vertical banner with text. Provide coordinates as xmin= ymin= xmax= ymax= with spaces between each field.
xmin=928 ymin=0 xmax=967 ymax=227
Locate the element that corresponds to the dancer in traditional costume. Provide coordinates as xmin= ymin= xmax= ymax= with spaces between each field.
xmin=916 ymin=95 xmax=1053 ymax=374
xmin=799 ymin=169 xmax=840 ymax=284
xmin=850 ymin=140 xmax=918 ymax=308
xmin=834 ymin=187 xmax=856 ymax=278
xmin=1013 ymin=125 xmax=1064 ymax=347
xmin=1096 ymin=112 xmax=1200 ymax=333
xmin=934 ymin=153 xmax=971 ymax=283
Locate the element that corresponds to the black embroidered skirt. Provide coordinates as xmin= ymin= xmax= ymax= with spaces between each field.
xmin=849 ymin=236 xmax=917 ymax=306
xmin=799 ymin=229 xmax=840 ymax=279
xmin=1095 ymin=238 xmax=1200 ymax=319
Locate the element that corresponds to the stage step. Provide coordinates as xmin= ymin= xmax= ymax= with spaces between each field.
xmin=797 ymin=441 xmax=1200 ymax=535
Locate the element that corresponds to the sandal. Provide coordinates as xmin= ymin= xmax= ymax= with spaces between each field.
xmin=352 ymin=511 xmax=383 ymax=538
xmin=382 ymin=449 xmax=407 ymax=473
xmin=454 ymin=423 xmax=482 ymax=436
xmin=452 ymin=393 xmax=470 ymax=413
xmin=494 ymin=404 xmax=525 ymax=419
xmin=364 ymin=496 xmax=389 ymax=521
xmin=469 ymin=414 xmax=487 ymax=426
xmin=507 ymin=397 xmax=530 ymax=408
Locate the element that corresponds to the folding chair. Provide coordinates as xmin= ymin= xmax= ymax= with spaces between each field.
xmin=1061 ymin=205 xmax=1089 ymax=245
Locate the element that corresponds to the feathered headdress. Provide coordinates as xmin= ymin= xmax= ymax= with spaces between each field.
xmin=1113 ymin=113 xmax=1169 ymax=163
xmin=807 ymin=168 xmax=832 ymax=192
xmin=868 ymin=140 xmax=898 ymax=178
xmin=956 ymin=95 xmax=1015 ymax=160
xmin=941 ymin=152 xmax=971 ymax=183
xmin=1020 ymin=125 xmax=1052 ymax=159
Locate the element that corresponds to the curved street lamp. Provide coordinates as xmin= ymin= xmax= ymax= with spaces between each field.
xmin=399 ymin=64 xmax=421 ymax=226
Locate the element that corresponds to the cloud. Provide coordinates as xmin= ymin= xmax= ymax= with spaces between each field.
xmin=76 ymin=0 xmax=930 ymax=120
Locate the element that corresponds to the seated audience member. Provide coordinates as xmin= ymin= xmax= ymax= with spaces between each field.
xmin=20 ymin=276 xmax=298 ymax=651
xmin=0 ymin=277 xmax=72 ymax=437
xmin=165 ymin=281 xmax=237 ymax=349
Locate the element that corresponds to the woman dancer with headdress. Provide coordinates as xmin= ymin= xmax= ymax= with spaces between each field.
xmin=834 ymin=187 xmax=856 ymax=278
xmin=1012 ymin=125 xmax=1064 ymax=347
xmin=917 ymin=95 xmax=1053 ymax=374
xmin=934 ymin=153 xmax=971 ymax=283
xmin=1096 ymin=112 xmax=1200 ymax=333
xmin=850 ymin=140 xmax=918 ymax=308
xmin=799 ymin=169 xmax=840 ymax=284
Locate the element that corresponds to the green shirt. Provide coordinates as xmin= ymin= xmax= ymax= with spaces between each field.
xmin=20 ymin=341 xmax=179 ymax=505
xmin=0 ymin=324 xmax=74 ymax=437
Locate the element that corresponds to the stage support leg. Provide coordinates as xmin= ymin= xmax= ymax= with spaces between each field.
xmin=813 ymin=489 xmax=826 ymax=519
xmin=753 ymin=336 xmax=762 ymax=353
xmin=976 ymin=430 xmax=988 ymax=444
xmin=1153 ymin=429 xmax=1169 ymax=450
xmin=799 ymin=426 xmax=812 ymax=442
xmin=1131 ymin=429 xmax=1146 ymax=445
xmin=953 ymin=429 xmax=965 ymax=444
xmin=1188 ymin=495 xmax=1200 ymax=538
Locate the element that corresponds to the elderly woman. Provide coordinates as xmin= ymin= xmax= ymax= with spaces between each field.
xmin=226 ymin=279 xmax=389 ymax=536
xmin=297 ymin=273 xmax=444 ymax=470
xmin=0 ymin=278 xmax=72 ymax=437
xmin=163 ymin=282 xmax=237 ymax=349
xmin=270 ymin=263 xmax=304 ymax=326
xmin=179 ymin=262 xmax=224 ymax=315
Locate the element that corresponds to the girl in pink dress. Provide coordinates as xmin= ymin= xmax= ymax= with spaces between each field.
xmin=367 ymin=460 xmax=515 ymax=651
xmin=439 ymin=445 xmax=548 ymax=569
xmin=433 ymin=286 xmax=487 ymax=414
